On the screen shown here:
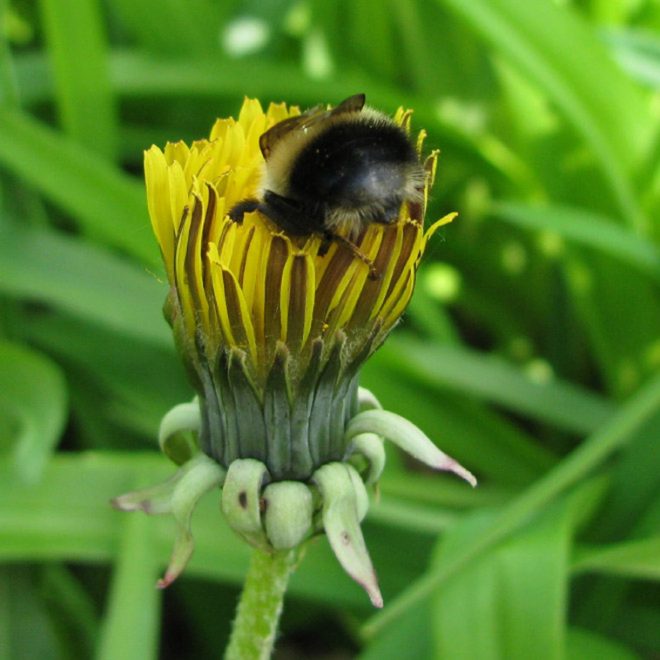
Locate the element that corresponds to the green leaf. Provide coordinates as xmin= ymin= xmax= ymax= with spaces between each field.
xmin=566 ymin=627 xmax=639 ymax=660
xmin=0 ymin=341 xmax=67 ymax=482
xmin=564 ymin=255 xmax=660 ymax=397
xmin=345 ymin=1 xmax=397 ymax=80
xmin=436 ymin=0 xmax=653 ymax=231
xmin=110 ymin=0 xmax=229 ymax=55
xmin=41 ymin=565 xmax=98 ymax=658
xmin=379 ymin=469 xmax=508 ymax=511
xmin=430 ymin=479 xmax=604 ymax=659
xmin=612 ymin=604 xmax=660 ymax=655
xmin=378 ymin=336 xmax=614 ymax=434
xmin=97 ymin=513 xmax=161 ymax=660
xmin=19 ymin=311 xmax=187 ymax=442
xmin=588 ymin=409 xmax=660 ymax=540
xmin=0 ymin=225 xmax=169 ymax=347
xmin=361 ymin=361 xmax=555 ymax=487
xmin=0 ymin=567 xmax=63 ymax=660
xmin=572 ymin=536 xmax=660 ymax=581
xmin=0 ymin=108 xmax=156 ymax=267
xmin=491 ymin=203 xmax=660 ymax=283
xmin=367 ymin=495 xmax=457 ymax=536
xmin=39 ymin=0 xmax=117 ymax=158
xmin=358 ymin=603 xmax=433 ymax=660
xmin=604 ymin=29 xmax=660 ymax=89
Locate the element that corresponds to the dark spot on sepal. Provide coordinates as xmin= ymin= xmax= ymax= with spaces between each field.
xmin=238 ymin=491 xmax=248 ymax=508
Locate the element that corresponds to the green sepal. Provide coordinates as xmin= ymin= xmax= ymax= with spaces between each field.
xmin=345 ymin=409 xmax=477 ymax=487
xmin=226 ymin=349 xmax=268 ymax=462
xmin=262 ymin=345 xmax=293 ymax=479
xmin=262 ymin=482 xmax=314 ymax=549
xmin=313 ymin=462 xmax=382 ymax=608
xmin=199 ymin=337 xmax=364 ymax=480
xmin=307 ymin=340 xmax=345 ymax=467
xmin=221 ymin=458 xmax=270 ymax=549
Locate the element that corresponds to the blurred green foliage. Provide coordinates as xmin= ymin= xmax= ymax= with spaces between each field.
xmin=0 ymin=0 xmax=659 ymax=658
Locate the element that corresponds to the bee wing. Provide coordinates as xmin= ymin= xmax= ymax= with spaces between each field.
xmin=259 ymin=115 xmax=309 ymax=159
xmin=330 ymin=93 xmax=366 ymax=116
xmin=259 ymin=94 xmax=366 ymax=159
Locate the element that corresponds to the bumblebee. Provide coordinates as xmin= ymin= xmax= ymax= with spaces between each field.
xmin=229 ymin=94 xmax=425 ymax=271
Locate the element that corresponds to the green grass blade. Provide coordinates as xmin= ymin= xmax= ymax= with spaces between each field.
xmin=0 ymin=567 xmax=63 ymax=660
xmin=572 ymin=537 xmax=660 ymax=581
xmin=430 ymin=479 xmax=604 ymax=659
xmin=564 ymin=256 xmax=660 ymax=397
xmin=588 ymin=410 xmax=660 ymax=541
xmin=378 ymin=336 xmax=614 ymax=434
xmin=42 ymin=565 xmax=99 ymax=657
xmin=358 ymin=603 xmax=433 ymax=659
xmin=0 ymin=225 xmax=169 ymax=347
xmin=604 ymin=29 xmax=660 ymax=89
xmin=0 ymin=0 xmax=19 ymax=107
xmin=345 ymin=0 xmax=397 ymax=80
xmin=611 ymin=604 xmax=660 ymax=655
xmin=39 ymin=0 xmax=117 ymax=158
xmin=368 ymin=496 xmax=457 ymax=535
xmin=110 ymin=0 xmax=226 ymax=55
xmin=380 ymin=469 xmax=508 ymax=511
xmin=362 ymin=360 xmax=556 ymax=486
xmin=0 ymin=340 xmax=67 ymax=482
xmin=566 ymin=628 xmax=639 ymax=660
xmin=492 ymin=203 xmax=660 ymax=283
xmin=20 ymin=312 xmax=187 ymax=442
xmin=0 ymin=108 xmax=156 ymax=267
xmin=436 ymin=0 xmax=653 ymax=231
xmin=362 ymin=372 xmax=660 ymax=639
xmin=97 ymin=513 xmax=161 ymax=660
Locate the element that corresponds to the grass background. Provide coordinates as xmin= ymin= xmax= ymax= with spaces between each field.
xmin=1 ymin=0 xmax=659 ymax=658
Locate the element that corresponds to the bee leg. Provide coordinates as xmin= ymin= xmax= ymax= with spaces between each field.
xmin=228 ymin=199 xmax=260 ymax=223
xmin=318 ymin=233 xmax=332 ymax=256
xmin=260 ymin=191 xmax=321 ymax=236
xmin=329 ymin=233 xmax=381 ymax=280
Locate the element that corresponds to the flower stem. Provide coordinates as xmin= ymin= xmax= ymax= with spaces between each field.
xmin=225 ymin=548 xmax=297 ymax=660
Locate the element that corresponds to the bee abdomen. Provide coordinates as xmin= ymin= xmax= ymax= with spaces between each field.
xmin=289 ymin=122 xmax=417 ymax=205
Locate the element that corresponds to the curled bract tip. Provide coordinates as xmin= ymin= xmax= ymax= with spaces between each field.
xmin=345 ymin=409 xmax=476 ymax=487
xmin=156 ymin=530 xmax=194 ymax=589
xmin=158 ymin=399 xmax=201 ymax=465
xmin=113 ymin=455 xmax=225 ymax=589
xmin=313 ymin=463 xmax=383 ymax=608
xmin=442 ymin=460 xmax=478 ymax=488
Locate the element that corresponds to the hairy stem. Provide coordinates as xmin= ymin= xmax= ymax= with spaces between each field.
xmin=225 ymin=548 xmax=297 ymax=660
